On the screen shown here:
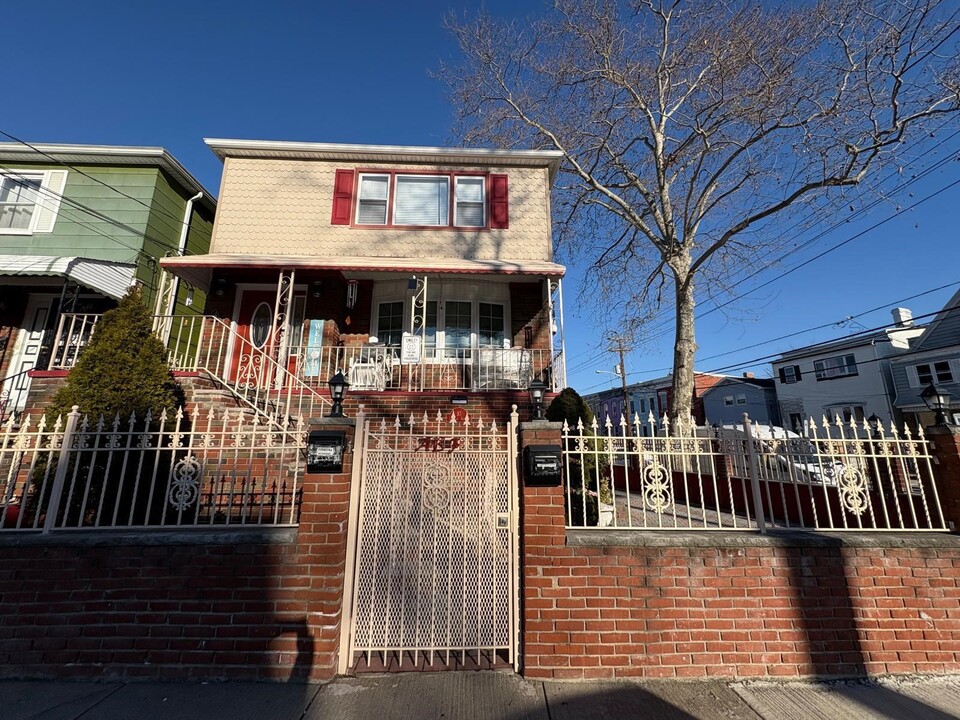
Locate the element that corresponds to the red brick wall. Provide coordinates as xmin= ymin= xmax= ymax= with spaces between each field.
xmin=519 ymin=421 xmax=960 ymax=681
xmin=0 ymin=422 xmax=355 ymax=682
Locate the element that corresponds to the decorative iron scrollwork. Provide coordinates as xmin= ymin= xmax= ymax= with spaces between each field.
xmin=641 ymin=461 xmax=673 ymax=512
xmin=168 ymin=455 xmax=202 ymax=511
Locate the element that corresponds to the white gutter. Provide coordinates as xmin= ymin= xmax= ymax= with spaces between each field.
xmin=164 ymin=191 xmax=204 ymax=321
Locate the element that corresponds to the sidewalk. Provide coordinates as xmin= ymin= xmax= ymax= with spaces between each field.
xmin=7 ymin=672 xmax=960 ymax=720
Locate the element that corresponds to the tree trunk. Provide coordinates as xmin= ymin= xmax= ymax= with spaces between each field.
xmin=670 ymin=274 xmax=697 ymax=430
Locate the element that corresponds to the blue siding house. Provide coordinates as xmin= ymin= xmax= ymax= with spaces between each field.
xmin=890 ymin=289 xmax=960 ymax=426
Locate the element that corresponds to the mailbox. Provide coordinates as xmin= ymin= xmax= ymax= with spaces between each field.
xmin=524 ymin=445 xmax=562 ymax=486
xmin=306 ymin=431 xmax=346 ymax=473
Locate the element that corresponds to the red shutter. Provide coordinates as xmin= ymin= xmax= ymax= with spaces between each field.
xmin=489 ymin=174 xmax=509 ymax=229
xmin=331 ymin=169 xmax=355 ymax=225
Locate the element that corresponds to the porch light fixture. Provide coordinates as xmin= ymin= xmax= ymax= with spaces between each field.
xmin=528 ymin=378 xmax=547 ymax=420
xmin=921 ymin=382 xmax=952 ymax=426
xmin=408 ymin=276 xmax=418 ymax=291
xmin=212 ymin=277 xmax=228 ymax=297
xmin=310 ymin=280 xmax=324 ymax=298
xmin=867 ymin=413 xmax=882 ymax=436
xmin=327 ymin=371 xmax=350 ymax=418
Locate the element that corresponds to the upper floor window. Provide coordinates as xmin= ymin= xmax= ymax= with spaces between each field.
xmin=916 ymin=361 xmax=954 ymax=386
xmin=332 ymin=169 xmax=508 ymax=229
xmin=779 ymin=364 xmax=801 ymax=384
xmin=0 ymin=170 xmax=67 ymax=234
xmin=814 ymin=354 xmax=857 ymax=380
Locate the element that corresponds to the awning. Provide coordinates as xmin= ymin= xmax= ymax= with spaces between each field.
xmin=0 ymin=256 xmax=136 ymax=299
xmin=160 ymin=253 xmax=566 ymax=289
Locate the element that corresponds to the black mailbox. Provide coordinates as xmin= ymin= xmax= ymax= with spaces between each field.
xmin=524 ymin=445 xmax=562 ymax=486
xmin=306 ymin=431 xmax=346 ymax=473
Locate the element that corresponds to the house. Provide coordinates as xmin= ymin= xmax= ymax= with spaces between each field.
xmin=0 ymin=143 xmax=216 ymax=419
xmin=155 ymin=139 xmax=567 ymax=421
xmin=890 ymin=290 xmax=960 ymax=427
xmin=584 ymin=372 xmax=729 ymax=433
xmin=771 ymin=308 xmax=924 ymax=432
xmin=700 ymin=374 xmax=780 ymax=426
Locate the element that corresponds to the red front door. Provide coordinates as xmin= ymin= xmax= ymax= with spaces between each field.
xmin=230 ymin=290 xmax=304 ymax=384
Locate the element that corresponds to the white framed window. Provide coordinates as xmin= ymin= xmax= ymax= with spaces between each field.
xmin=814 ymin=354 xmax=858 ymax=380
xmin=455 ymin=176 xmax=485 ymax=227
xmin=371 ymin=279 xmax=511 ymax=358
xmin=827 ymin=404 xmax=865 ymax=423
xmin=394 ymin=175 xmax=449 ymax=226
xmin=736 ymin=394 xmax=747 ymax=405
xmin=916 ymin=361 xmax=954 ymax=386
xmin=780 ymin=364 xmax=801 ymax=384
xmin=356 ymin=173 xmax=389 ymax=225
xmin=724 ymin=395 xmax=735 ymax=406
xmin=0 ymin=170 xmax=66 ymax=234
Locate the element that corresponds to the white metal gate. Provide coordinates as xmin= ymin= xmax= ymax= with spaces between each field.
xmin=342 ymin=408 xmax=519 ymax=672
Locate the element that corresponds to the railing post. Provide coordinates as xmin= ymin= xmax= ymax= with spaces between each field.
xmin=47 ymin=314 xmax=68 ymax=370
xmin=42 ymin=405 xmax=81 ymax=534
xmin=742 ymin=413 xmax=767 ymax=534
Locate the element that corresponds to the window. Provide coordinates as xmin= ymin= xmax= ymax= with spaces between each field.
xmin=357 ymin=174 xmax=389 ymax=225
xmin=916 ymin=361 xmax=954 ymax=385
xmin=780 ymin=365 xmax=801 ymax=384
xmin=455 ymin=177 xmax=485 ymax=227
xmin=394 ymin=175 xmax=449 ymax=226
xmin=814 ymin=354 xmax=858 ymax=380
xmin=736 ymin=394 xmax=747 ymax=405
xmin=336 ymin=170 xmax=507 ymax=229
xmin=375 ymin=301 xmax=404 ymax=346
xmin=828 ymin=404 xmax=865 ymax=423
xmin=724 ymin=395 xmax=735 ymax=406
xmin=639 ymin=398 xmax=646 ymax=414
xmin=424 ymin=299 xmax=504 ymax=358
xmin=478 ymin=302 xmax=505 ymax=347
xmin=0 ymin=175 xmax=41 ymax=230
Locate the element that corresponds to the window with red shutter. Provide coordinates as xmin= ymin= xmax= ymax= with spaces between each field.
xmin=489 ymin=174 xmax=509 ymax=229
xmin=331 ymin=169 xmax=355 ymax=225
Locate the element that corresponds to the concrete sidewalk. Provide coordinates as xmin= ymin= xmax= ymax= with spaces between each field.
xmin=6 ymin=672 xmax=960 ymax=720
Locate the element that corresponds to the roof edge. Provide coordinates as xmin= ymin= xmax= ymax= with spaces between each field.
xmin=203 ymin=138 xmax=565 ymax=181
xmin=0 ymin=142 xmax=216 ymax=209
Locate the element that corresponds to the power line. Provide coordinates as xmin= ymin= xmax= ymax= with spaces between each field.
xmin=567 ymin=134 xmax=960 ymax=377
xmin=568 ymin=168 xmax=960 ymax=382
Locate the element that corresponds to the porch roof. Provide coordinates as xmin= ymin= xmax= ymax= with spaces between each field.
xmin=160 ymin=253 xmax=566 ymax=288
xmin=0 ymin=255 xmax=135 ymax=299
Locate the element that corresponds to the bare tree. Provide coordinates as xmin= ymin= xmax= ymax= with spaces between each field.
xmin=442 ymin=0 xmax=960 ymax=423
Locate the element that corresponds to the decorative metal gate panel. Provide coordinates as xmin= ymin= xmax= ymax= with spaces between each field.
xmin=346 ymin=408 xmax=519 ymax=671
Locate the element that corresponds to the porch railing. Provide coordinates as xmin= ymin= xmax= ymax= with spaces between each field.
xmin=0 ymin=406 xmax=304 ymax=531
xmin=48 ymin=313 xmax=559 ymax=393
xmin=563 ymin=413 xmax=947 ymax=533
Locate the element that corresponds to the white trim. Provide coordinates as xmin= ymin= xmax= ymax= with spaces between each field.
xmin=0 ymin=170 xmax=46 ymax=234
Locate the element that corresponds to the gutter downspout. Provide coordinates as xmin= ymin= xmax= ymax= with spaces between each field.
xmin=162 ymin=191 xmax=203 ymax=340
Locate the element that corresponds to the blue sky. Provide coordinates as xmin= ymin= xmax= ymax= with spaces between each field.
xmin=6 ymin=0 xmax=959 ymax=396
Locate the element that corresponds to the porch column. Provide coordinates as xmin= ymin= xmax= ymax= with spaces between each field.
xmin=517 ymin=419 xmax=566 ymax=678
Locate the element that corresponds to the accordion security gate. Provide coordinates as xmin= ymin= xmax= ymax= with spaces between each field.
xmin=344 ymin=410 xmax=519 ymax=672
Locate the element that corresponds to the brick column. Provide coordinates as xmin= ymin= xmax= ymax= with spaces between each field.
xmin=517 ymin=419 xmax=568 ymax=678
xmin=297 ymin=416 xmax=356 ymax=679
xmin=928 ymin=424 xmax=960 ymax=531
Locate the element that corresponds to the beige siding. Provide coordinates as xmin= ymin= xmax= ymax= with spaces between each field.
xmin=211 ymin=158 xmax=553 ymax=261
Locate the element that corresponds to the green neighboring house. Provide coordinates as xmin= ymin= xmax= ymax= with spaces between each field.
xmin=0 ymin=143 xmax=216 ymax=419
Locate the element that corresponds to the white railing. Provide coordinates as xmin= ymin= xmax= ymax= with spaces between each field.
xmin=49 ymin=313 xmax=559 ymax=393
xmin=0 ymin=405 xmax=304 ymax=531
xmin=563 ymin=413 xmax=947 ymax=532
xmin=295 ymin=343 xmax=552 ymax=391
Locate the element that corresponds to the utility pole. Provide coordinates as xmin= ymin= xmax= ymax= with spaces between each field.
xmin=607 ymin=333 xmax=632 ymax=429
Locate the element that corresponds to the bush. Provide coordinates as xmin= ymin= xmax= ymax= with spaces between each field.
xmin=36 ymin=288 xmax=184 ymax=527
xmin=547 ymin=387 xmax=610 ymax=524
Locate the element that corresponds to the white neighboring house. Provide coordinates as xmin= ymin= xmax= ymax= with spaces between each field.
xmin=771 ymin=308 xmax=925 ymax=432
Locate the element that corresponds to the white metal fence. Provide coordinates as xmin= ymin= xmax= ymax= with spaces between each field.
xmin=0 ymin=406 xmax=305 ymax=532
xmin=563 ymin=414 xmax=947 ymax=532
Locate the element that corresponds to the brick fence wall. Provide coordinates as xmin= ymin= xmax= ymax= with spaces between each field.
xmin=519 ymin=421 xmax=960 ymax=681
xmin=0 ymin=419 xmax=356 ymax=682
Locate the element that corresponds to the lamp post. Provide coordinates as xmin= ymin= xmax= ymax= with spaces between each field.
xmin=867 ymin=413 xmax=883 ymax=438
xmin=920 ymin=382 xmax=953 ymax=426
xmin=327 ymin=371 xmax=349 ymax=418
xmin=528 ymin=378 xmax=547 ymax=420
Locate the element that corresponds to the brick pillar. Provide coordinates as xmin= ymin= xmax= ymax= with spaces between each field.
xmin=517 ymin=419 xmax=567 ymax=678
xmin=297 ymin=416 xmax=356 ymax=679
xmin=928 ymin=425 xmax=960 ymax=531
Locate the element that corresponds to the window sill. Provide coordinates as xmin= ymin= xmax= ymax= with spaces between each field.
xmin=814 ymin=373 xmax=859 ymax=382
